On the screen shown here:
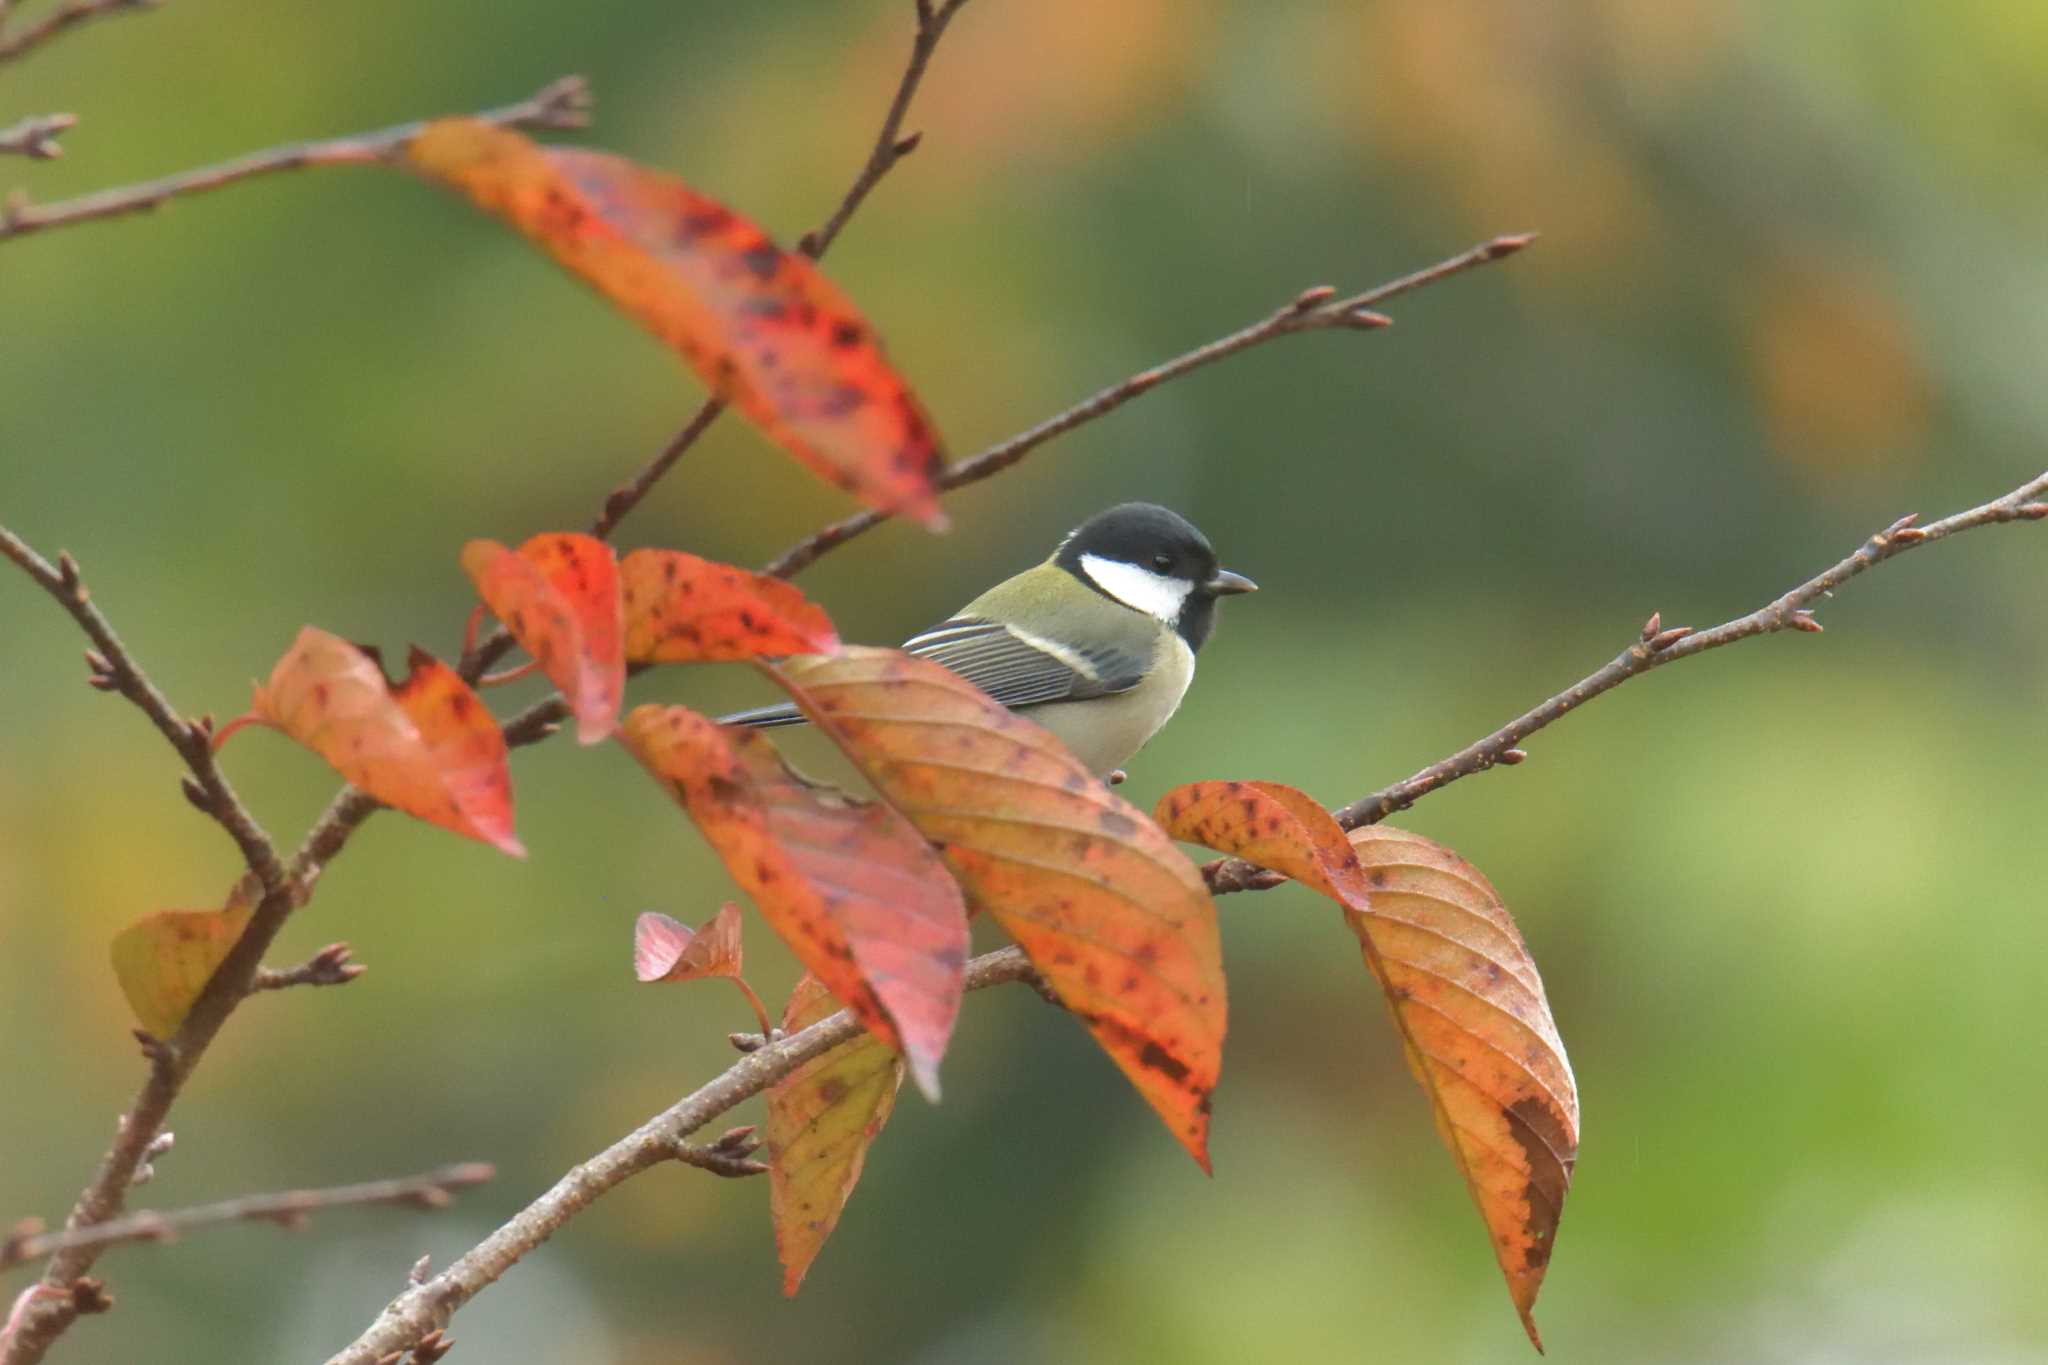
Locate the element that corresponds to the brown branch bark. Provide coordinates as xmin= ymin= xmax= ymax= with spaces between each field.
xmin=249 ymin=942 xmax=363 ymax=993
xmin=0 ymin=0 xmax=151 ymax=66
xmin=1 ymin=1165 xmax=493 ymax=1270
xmin=1202 ymin=471 xmax=2048 ymax=893
xmin=333 ymin=468 xmax=2048 ymax=1361
xmin=0 ymin=113 xmax=75 ymax=161
xmin=0 ymin=76 xmax=590 ymax=241
xmin=760 ymin=233 xmax=1533 ymax=580
xmin=0 ymin=532 xmax=286 ymax=889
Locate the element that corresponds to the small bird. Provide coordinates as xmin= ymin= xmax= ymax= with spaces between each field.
xmin=720 ymin=502 xmax=1256 ymax=775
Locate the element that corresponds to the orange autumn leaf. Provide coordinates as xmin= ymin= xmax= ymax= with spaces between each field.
xmin=109 ymin=876 xmax=259 ymax=1038
xmin=241 ymin=627 xmax=522 ymax=856
xmin=769 ymin=647 xmax=1224 ymax=1169
xmin=766 ymin=973 xmax=905 ymax=1296
xmin=1349 ymin=825 xmax=1577 ymax=1351
xmin=619 ymin=548 xmax=839 ymax=664
xmin=1153 ymin=779 xmax=1376 ymax=911
xmin=1156 ymin=785 xmax=1576 ymax=1347
xmin=633 ymin=903 xmax=744 ymax=984
xmin=461 ymin=533 xmax=624 ymax=745
xmin=407 ymin=120 xmax=946 ymax=526
xmin=619 ymin=705 xmax=967 ymax=1100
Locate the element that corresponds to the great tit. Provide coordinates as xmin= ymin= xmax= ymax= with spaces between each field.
xmin=721 ymin=502 xmax=1256 ymax=775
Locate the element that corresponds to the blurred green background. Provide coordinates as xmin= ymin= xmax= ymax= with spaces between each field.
xmin=6 ymin=1 xmax=2048 ymax=1360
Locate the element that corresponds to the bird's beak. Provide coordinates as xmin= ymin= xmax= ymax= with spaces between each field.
xmin=1205 ymin=568 xmax=1258 ymax=596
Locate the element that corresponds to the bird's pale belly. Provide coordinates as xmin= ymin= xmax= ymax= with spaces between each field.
xmin=1025 ymin=634 xmax=1195 ymax=775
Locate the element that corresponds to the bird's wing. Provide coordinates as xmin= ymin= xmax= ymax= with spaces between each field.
xmin=716 ymin=617 xmax=1146 ymax=729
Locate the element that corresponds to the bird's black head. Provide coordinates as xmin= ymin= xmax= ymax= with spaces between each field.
xmin=1053 ymin=502 xmax=1257 ymax=650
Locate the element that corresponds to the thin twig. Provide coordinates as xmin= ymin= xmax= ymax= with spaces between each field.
xmin=1202 ymin=470 xmax=2048 ymax=893
xmin=326 ymin=947 xmax=1036 ymax=1365
xmin=760 ymin=234 xmax=1533 ymax=579
xmin=0 ymin=76 xmax=590 ymax=241
xmin=0 ymin=0 xmax=152 ymax=66
xmin=250 ymin=943 xmax=363 ymax=993
xmin=0 ymin=114 xmax=75 ymax=161
xmin=0 ymin=1165 xmax=493 ymax=1271
xmin=0 ymin=531 xmax=285 ymax=889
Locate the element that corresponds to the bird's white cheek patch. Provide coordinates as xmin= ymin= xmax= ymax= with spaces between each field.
xmin=1080 ymin=553 xmax=1195 ymax=623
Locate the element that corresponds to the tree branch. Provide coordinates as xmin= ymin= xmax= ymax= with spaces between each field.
xmin=0 ymin=114 xmax=75 ymax=161
xmin=325 ymin=946 xmax=1039 ymax=1365
xmin=0 ymin=0 xmax=152 ymax=66
xmin=0 ymin=75 xmax=590 ymax=242
xmin=761 ymin=233 xmax=1534 ymax=580
xmin=0 ymin=531 xmax=285 ymax=890
xmin=0 ymin=1165 xmax=493 ymax=1271
xmin=336 ymin=469 xmax=2048 ymax=1361
xmin=1204 ymin=470 xmax=2048 ymax=893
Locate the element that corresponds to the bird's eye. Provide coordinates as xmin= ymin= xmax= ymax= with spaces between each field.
xmin=1152 ymin=553 xmax=1173 ymax=571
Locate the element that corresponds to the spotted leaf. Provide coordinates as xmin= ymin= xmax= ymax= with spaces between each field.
xmin=620 ymin=548 xmax=838 ymax=664
xmin=1348 ymin=825 xmax=1577 ymax=1351
xmin=462 ymin=532 xmax=623 ymax=744
xmin=765 ymin=973 xmax=905 ymax=1296
xmin=407 ymin=120 xmax=946 ymax=525
xmin=768 ymin=647 xmax=1224 ymax=1169
xmin=243 ymin=628 xmax=521 ymax=855
xmin=619 ymin=705 xmax=967 ymax=1100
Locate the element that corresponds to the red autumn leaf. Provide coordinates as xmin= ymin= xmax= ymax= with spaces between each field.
xmin=766 ymin=973 xmax=905 ymax=1296
xmin=618 ymin=705 xmax=967 ymax=1100
xmin=633 ymin=903 xmax=744 ymax=983
xmin=406 ymin=120 xmax=947 ymax=526
xmin=1350 ymin=826 xmax=1577 ymax=1350
xmin=461 ymin=532 xmax=624 ymax=744
xmin=109 ymin=876 xmax=259 ymax=1038
xmin=769 ymin=647 xmax=1224 ymax=1170
xmin=239 ymin=627 xmax=522 ymax=856
xmin=619 ymin=548 xmax=839 ymax=664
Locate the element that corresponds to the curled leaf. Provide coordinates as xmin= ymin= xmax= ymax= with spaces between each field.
xmin=1154 ymin=779 xmax=1374 ymax=911
xmin=766 ymin=973 xmax=905 ymax=1296
xmin=461 ymin=533 xmax=624 ymax=744
xmin=1349 ymin=826 xmax=1577 ymax=1351
xmin=633 ymin=903 xmax=743 ymax=984
xmin=769 ymin=647 xmax=1224 ymax=1169
xmin=246 ymin=628 xmax=522 ymax=855
xmin=620 ymin=548 xmax=839 ymax=664
xmin=110 ymin=876 xmax=259 ymax=1037
xmin=619 ymin=704 xmax=967 ymax=1100
xmin=407 ymin=120 xmax=947 ymax=525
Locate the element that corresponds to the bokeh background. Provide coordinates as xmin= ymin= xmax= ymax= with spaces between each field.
xmin=6 ymin=1 xmax=2048 ymax=1360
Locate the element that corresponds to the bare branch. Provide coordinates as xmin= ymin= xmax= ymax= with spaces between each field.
xmin=0 ymin=114 xmax=75 ymax=161
xmin=0 ymin=531 xmax=285 ymax=889
xmin=325 ymin=946 xmax=1037 ymax=1365
xmin=1 ymin=1165 xmax=493 ymax=1270
xmin=0 ymin=76 xmax=590 ymax=242
xmin=761 ymin=234 xmax=1534 ymax=579
xmin=1201 ymin=469 xmax=2048 ymax=893
xmin=0 ymin=0 xmax=153 ymax=66
xmin=1336 ymin=470 xmax=2048 ymax=827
